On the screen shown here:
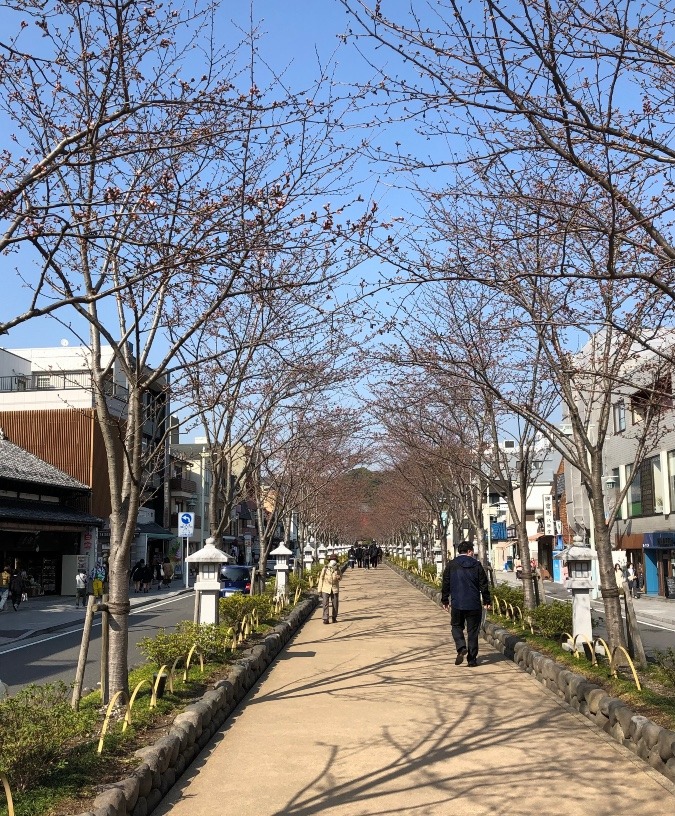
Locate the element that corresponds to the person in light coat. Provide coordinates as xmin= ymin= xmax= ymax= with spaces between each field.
xmin=317 ymin=553 xmax=342 ymax=624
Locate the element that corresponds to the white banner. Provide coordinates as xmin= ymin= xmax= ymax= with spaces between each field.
xmin=543 ymin=495 xmax=555 ymax=536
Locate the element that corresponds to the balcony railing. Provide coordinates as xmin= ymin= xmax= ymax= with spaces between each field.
xmin=169 ymin=477 xmax=198 ymax=493
xmin=0 ymin=371 xmax=129 ymax=399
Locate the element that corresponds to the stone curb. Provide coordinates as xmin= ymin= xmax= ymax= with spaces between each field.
xmin=387 ymin=562 xmax=675 ymax=787
xmin=69 ymin=595 xmax=319 ymax=816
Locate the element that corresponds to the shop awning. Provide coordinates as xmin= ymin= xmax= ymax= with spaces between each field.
xmin=0 ymin=498 xmax=102 ymax=527
xmin=137 ymin=522 xmax=175 ymax=540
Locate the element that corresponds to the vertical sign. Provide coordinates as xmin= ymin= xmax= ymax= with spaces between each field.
xmin=543 ymin=495 xmax=555 ymax=536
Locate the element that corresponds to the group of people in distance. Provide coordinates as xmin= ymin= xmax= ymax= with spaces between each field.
xmin=347 ymin=542 xmax=382 ymax=569
xmin=130 ymin=557 xmax=174 ymax=593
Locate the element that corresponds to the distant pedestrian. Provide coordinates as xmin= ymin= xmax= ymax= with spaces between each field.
xmin=161 ymin=557 xmax=174 ymax=588
xmin=441 ymin=541 xmax=491 ymax=668
xmin=140 ymin=562 xmax=153 ymax=592
xmin=369 ymin=542 xmax=378 ymax=569
xmin=9 ymin=569 xmax=23 ymax=611
xmin=131 ymin=559 xmax=145 ymax=593
xmin=347 ymin=546 xmax=356 ymax=569
xmin=317 ymin=553 xmax=342 ymax=624
xmin=355 ymin=545 xmax=364 ymax=568
xmin=0 ymin=566 xmax=10 ymax=612
xmin=75 ymin=568 xmax=87 ymax=607
xmin=90 ymin=560 xmax=106 ymax=599
xmin=627 ymin=564 xmax=637 ymax=598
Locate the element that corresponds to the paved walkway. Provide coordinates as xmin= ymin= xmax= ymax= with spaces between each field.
xmin=155 ymin=566 xmax=675 ymax=816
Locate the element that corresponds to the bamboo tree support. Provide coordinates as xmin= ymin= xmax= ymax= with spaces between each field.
xmin=1 ymin=773 xmax=15 ymax=816
xmin=562 ymin=633 xmax=575 ymax=655
xmin=71 ymin=593 xmax=97 ymax=710
xmin=611 ymin=646 xmax=642 ymax=691
xmin=128 ymin=677 xmax=157 ymax=712
xmin=97 ymin=691 xmax=131 ymax=753
xmin=573 ymin=633 xmax=595 ymax=663
xmin=184 ymin=645 xmax=204 ymax=681
xmin=593 ymin=637 xmax=611 ymax=666
xmin=623 ymin=590 xmax=647 ymax=670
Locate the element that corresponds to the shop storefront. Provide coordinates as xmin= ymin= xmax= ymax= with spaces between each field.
xmin=643 ymin=532 xmax=675 ymax=598
xmin=0 ymin=513 xmax=102 ymax=595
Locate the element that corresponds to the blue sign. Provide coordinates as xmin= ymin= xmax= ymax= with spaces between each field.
xmin=178 ymin=512 xmax=195 ymax=537
xmin=491 ymin=522 xmax=507 ymax=540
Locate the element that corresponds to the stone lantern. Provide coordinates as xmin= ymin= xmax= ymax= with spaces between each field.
xmin=317 ymin=543 xmax=328 ymax=564
xmin=270 ymin=542 xmax=292 ymax=599
xmin=415 ymin=545 xmax=423 ymax=569
xmin=554 ymin=535 xmax=597 ymax=642
xmin=303 ymin=543 xmax=314 ymax=573
xmin=404 ymin=543 xmax=412 ymax=562
xmin=433 ymin=541 xmax=443 ymax=578
xmin=186 ymin=537 xmax=224 ymax=625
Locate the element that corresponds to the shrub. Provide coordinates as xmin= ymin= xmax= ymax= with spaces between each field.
xmin=175 ymin=621 xmax=231 ymax=662
xmin=654 ymin=648 xmax=675 ymax=687
xmin=493 ymin=583 xmax=525 ymax=608
xmin=219 ymin=593 xmax=273 ymax=627
xmin=528 ymin=600 xmax=573 ymax=638
xmin=0 ymin=683 xmax=90 ymax=791
xmin=137 ymin=628 xmax=186 ymax=668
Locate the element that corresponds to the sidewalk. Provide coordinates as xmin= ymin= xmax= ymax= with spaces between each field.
xmin=0 ymin=585 xmax=190 ymax=647
xmin=495 ymin=570 xmax=675 ymax=628
xmin=155 ymin=566 xmax=675 ymax=816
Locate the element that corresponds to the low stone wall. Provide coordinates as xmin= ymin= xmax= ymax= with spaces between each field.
xmin=74 ymin=597 xmax=318 ymax=816
xmin=387 ymin=561 xmax=675 ymax=786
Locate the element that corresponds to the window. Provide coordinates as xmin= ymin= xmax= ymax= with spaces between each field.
xmin=613 ymin=401 xmax=626 ymax=433
xmin=627 ymin=455 xmax=664 ymax=516
xmin=36 ymin=374 xmax=51 ymax=390
xmin=668 ymin=451 xmax=675 ymax=512
xmin=631 ymin=374 xmax=673 ymax=424
xmin=626 ymin=463 xmax=641 ymax=517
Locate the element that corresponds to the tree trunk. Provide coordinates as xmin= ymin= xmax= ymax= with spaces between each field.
xmin=592 ymin=508 xmax=627 ymax=651
xmin=517 ymin=528 xmax=536 ymax=610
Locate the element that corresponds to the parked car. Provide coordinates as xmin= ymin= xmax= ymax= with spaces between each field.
xmin=219 ymin=565 xmax=252 ymax=597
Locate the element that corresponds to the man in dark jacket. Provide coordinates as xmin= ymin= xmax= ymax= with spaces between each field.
xmin=441 ymin=541 xmax=491 ymax=667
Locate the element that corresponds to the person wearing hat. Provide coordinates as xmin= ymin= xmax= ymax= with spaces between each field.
xmin=317 ymin=553 xmax=342 ymax=624
xmin=441 ymin=541 xmax=491 ymax=667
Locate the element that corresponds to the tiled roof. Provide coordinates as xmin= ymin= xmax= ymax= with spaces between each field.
xmin=0 ymin=437 xmax=89 ymax=491
xmin=0 ymin=497 xmax=101 ymax=526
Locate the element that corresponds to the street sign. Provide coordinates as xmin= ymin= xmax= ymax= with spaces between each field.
xmin=178 ymin=512 xmax=195 ymax=537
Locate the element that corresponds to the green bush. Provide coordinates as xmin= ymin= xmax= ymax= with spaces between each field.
xmin=654 ymin=648 xmax=675 ymax=687
xmin=137 ymin=628 xmax=186 ymax=668
xmin=493 ymin=583 xmax=525 ymax=608
xmin=219 ymin=593 xmax=273 ymax=627
xmin=528 ymin=600 xmax=573 ymax=638
xmin=175 ymin=621 xmax=231 ymax=662
xmin=0 ymin=683 xmax=91 ymax=791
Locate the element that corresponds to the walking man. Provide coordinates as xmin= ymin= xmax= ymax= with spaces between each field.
xmin=317 ymin=553 xmax=342 ymax=624
xmin=75 ymin=568 xmax=87 ymax=607
xmin=441 ymin=541 xmax=491 ymax=667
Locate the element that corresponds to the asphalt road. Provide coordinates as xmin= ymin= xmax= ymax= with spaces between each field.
xmin=0 ymin=593 xmax=195 ymax=693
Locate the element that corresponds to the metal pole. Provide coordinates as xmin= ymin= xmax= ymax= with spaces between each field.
xmin=71 ymin=594 xmax=96 ymax=710
xmin=184 ymin=535 xmax=189 ymax=589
